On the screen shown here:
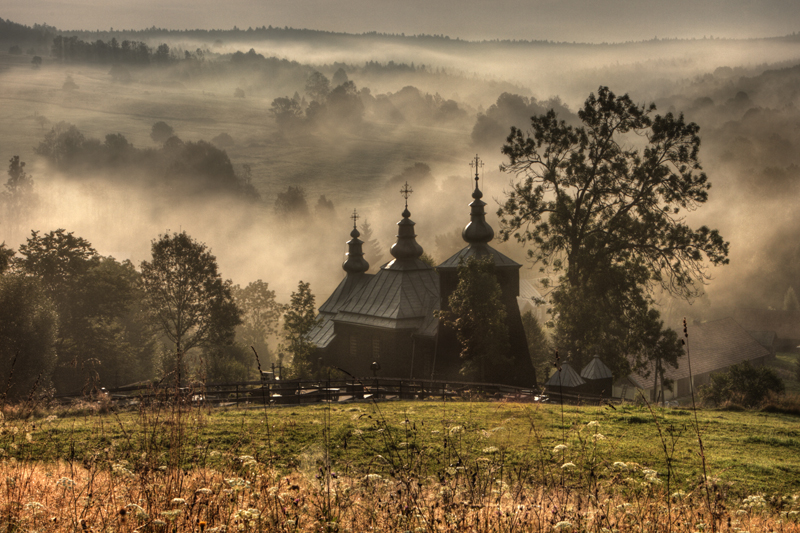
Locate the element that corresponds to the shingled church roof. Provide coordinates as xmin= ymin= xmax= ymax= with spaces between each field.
xmin=306 ymin=186 xmax=440 ymax=345
xmin=307 ymin=210 xmax=373 ymax=348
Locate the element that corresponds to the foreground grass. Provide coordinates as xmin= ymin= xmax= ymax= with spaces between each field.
xmin=2 ymin=399 xmax=800 ymax=531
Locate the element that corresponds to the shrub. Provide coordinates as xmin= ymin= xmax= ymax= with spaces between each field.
xmin=702 ymin=360 xmax=785 ymax=407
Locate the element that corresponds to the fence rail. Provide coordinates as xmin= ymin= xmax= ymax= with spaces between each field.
xmin=54 ymin=376 xmax=612 ymax=407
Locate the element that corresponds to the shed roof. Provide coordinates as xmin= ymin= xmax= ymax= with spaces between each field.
xmin=581 ymin=356 xmax=613 ymax=380
xmin=545 ymin=363 xmax=586 ymax=388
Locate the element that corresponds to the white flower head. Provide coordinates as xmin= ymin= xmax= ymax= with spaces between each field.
xmin=561 ymin=462 xmax=576 ymax=470
xmin=552 ymin=444 xmax=567 ymax=453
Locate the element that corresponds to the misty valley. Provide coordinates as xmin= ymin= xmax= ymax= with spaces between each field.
xmin=1 ymin=18 xmax=800 ymax=393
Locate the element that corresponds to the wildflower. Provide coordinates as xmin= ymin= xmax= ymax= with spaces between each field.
xmin=612 ymin=462 xmax=628 ymax=471
xmin=152 ymin=519 xmax=167 ymax=528
xmin=24 ymin=502 xmax=45 ymax=513
xmin=364 ymin=473 xmax=382 ymax=482
xmin=742 ymin=495 xmax=767 ymax=509
xmin=238 ymin=455 xmax=258 ymax=468
xmin=552 ymin=444 xmax=567 ymax=453
xmin=112 ymin=463 xmax=135 ymax=478
xmin=55 ymin=477 xmax=76 ymax=489
xmin=592 ymin=433 xmax=606 ymax=442
xmin=553 ymin=520 xmax=573 ymax=530
xmin=125 ymin=503 xmax=149 ymax=520
xmin=161 ymin=509 xmax=183 ymax=521
xmin=586 ymin=420 xmax=600 ymax=428
xmin=235 ymin=508 xmax=260 ymax=520
xmin=225 ymin=477 xmax=251 ymax=491
xmin=561 ymin=462 xmax=576 ymax=470
xmin=449 ymin=426 xmax=464 ymax=435
xmin=171 ymin=498 xmax=186 ymax=505
xmin=196 ymin=488 xmax=213 ymax=495
xmin=482 ymin=446 xmax=499 ymax=454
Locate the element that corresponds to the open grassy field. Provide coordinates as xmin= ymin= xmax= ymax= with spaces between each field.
xmin=2 ymin=399 xmax=800 ymax=531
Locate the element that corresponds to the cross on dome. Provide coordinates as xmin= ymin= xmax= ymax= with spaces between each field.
xmin=350 ymin=208 xmax=360 ymax=229
xmin=400 ymin=181 xmax=413 ymax=208
xmin=470 ymin=154 xmax=484 ymax=188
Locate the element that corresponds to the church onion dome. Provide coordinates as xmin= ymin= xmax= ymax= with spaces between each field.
xmin=389 ymin=182 xmax=424 ymax=262
xmin=462 ymin=154 xmax=495 ymax=245
xmin=343 ymin=208 xmax=369 ymax=274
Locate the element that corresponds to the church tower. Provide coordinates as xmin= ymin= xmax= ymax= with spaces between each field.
xmin=435 ymin=156 xmax=537 ymax=387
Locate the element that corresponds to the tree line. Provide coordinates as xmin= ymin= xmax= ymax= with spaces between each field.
xmin=0 ymin=224 xmax=318 ymax=402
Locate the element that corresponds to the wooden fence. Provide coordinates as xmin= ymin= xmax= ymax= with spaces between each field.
xmin=55 ymin=376 xmax=611 ymax=407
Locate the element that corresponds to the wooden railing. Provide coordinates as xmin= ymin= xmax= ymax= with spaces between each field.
xmin=53 ymin=377 xmax=612 ymax=407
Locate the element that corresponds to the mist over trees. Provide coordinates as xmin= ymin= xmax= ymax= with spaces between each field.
xmin=498 ymin=87 xmax=728 ymax=377
xmin=1 ymin=15 xmax=800 ymax=400
xmin=33 ymin=122 xmax=259 ymax=202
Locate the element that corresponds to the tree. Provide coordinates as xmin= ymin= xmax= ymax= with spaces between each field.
xmin=150 ymin=121 xmax=174 ymax=143
xmin=305 ymin=71 xmax=330 ymax=102
xmin=232 ymin=280 xmax=283 ymax=365
xmin=34 ymin=122 xmax=86 ymax=169
xmin=2 ymin=156 xmax=37 ymax=238
xmin=31 ymin=55 xmax=42 ymax=68
xmin=281 ymin=281 xmax=317 ymax=379
xmin=332 ymin=67 xmax=348 ymax=86
xmin=16 ymin=230 xmax=154 ymax=392
xmin=154 ymin=43 xmax=170 ymax=63
xmin=498 ymin=86 xmax=729 ymax=376
xmin=315 ymin=195 xmax=335 ymax=217
xmin=440 ymin=256 xmax=510 ymax=382
xmin=270 ymin=96 xmax=303 ymax=132
xmin=140 ymin=232 xmax=241 ymax=384
xmin=359 ymin=218 xmax=383 ymax=269
xmin=0 ymin=244 xmax=13 ymax=274
xmin=0 ymin=274 xmax=57 ymax=401
xmin=521 ymin=310 xmax=551 ymax=386
xmin=274 ymin=185 xmax=309 ymax=220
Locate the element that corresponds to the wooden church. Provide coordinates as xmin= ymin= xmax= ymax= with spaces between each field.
xmin=306 ymin=157 xmax=537 ymax=387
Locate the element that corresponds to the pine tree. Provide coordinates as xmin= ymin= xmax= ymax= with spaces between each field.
xmin=359 ymin=218 xmax=384 ymax=269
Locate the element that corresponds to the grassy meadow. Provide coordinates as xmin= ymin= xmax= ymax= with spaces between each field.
xmin=2 ymin=398 xmax=800 ymax=531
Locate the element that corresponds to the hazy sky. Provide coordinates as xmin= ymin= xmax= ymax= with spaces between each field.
xmin=3 ymin=0 xmax=798 ymax=43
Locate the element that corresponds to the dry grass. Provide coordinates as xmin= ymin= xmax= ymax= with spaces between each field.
xmin=0 ymin=457 xmax=796 ymax=532
xmin=2 ymin=400 xmax=800 ymax=532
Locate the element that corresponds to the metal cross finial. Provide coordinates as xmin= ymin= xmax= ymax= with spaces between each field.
xmin=470 ymin=154 xmax=484 ymax=187
xmin=350 ymin=208 xmax=359 ymax=229
xmin=400 ymin=181 xmax=413 ymax=208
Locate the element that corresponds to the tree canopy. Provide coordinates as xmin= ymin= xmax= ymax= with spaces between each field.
xmin=140 ymin=232 xmax=240 ymax=383
xmin=498 ymin=86 xmax=729 ymax=376
xmin=440 ymin=256 xmax=510 ymax=382
xmin=281 ymin=281 xmax=317 ymax=379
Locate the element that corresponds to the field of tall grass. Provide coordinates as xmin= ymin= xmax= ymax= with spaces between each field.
xmin=2 ymin=396 xmax=799 ymax=532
